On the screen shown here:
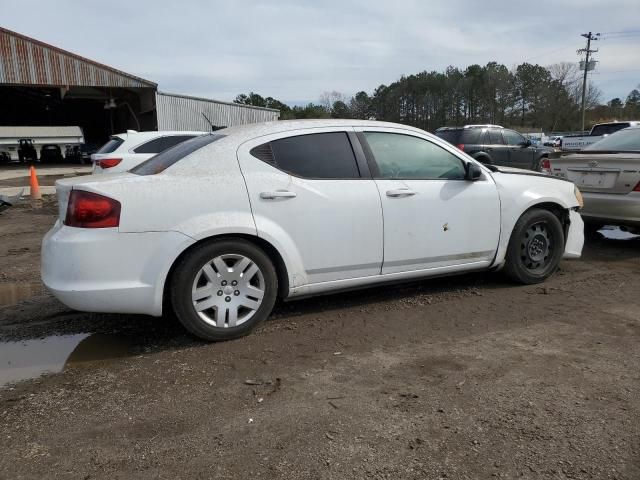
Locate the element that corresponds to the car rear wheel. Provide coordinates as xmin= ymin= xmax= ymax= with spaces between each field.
xmin=170 ymin=239 xmax=278 ymax=341
xmin=504 ymin=209 xmax=565 ymax=284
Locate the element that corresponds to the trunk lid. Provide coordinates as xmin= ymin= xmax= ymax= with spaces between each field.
xmin=549 ymin=151 xmax=640 ymax=194
xmin=55 ymin=172 xmax=134 ymax=223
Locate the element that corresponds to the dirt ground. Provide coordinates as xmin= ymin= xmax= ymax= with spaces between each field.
xmin=0 ymin=199 xmax=639 ymax=480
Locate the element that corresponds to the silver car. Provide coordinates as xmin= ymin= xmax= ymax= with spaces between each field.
xmin=549 ymin=126 xmax=640 ymax=232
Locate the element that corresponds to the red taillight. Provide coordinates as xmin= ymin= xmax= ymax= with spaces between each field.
xmin=456 ymin=144 xmax=465 ymax=151
xmin=96 ymin=158 xmax=122 ymax=169
xmin=541 ymin=158 xmax=551 ymax=173
xmin=633 ymin=181 xmax=640 ymax=192
xmin=65 ymin=190 xmax=121 ymax=228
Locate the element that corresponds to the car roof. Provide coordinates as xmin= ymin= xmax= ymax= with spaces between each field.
xmin=113 ymin=130 xmax=208 ymax=141
xmin=436 ymin=124 xmax=504 ymax=131
xmin=206 ymin=119 xmax=429 ymax=143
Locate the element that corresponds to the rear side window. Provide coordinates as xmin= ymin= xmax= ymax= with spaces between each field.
xmin=459 ymin=129 xmax=483 ymax=144
xmin=96 ymin=137 xmax=124 ymax=154
xmin=590 ymin=123 xmax=630 ymax=136
xmin=435 ymin=130 xmax=461 ymax=144
xmin=131 ymin=134 xmax=225 ymax=175
xmin=250 ymin=132 xmax=360 ymax=179
xmin=133 ymin=135 xmax=198 ymax=154
xmin=488 ymin=129 xmax=505 ymax=145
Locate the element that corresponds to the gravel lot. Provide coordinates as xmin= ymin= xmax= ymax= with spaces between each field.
xmin=0 ymin=199 xmax=639 ymax=479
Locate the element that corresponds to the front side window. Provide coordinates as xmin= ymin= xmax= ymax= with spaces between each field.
xmin=133 ymin=135 xmax=198 ymax=154
xmin=363 ymin=132 xmax=466 ymax=180
xmin=503 ymin=129 xmax=526 ymax=146
xmin=250 ymin=132 xmax=360 ymax=179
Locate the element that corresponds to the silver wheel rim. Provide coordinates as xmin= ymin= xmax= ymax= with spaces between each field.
xmin=191 ymin=254 xmax=265 ymax=328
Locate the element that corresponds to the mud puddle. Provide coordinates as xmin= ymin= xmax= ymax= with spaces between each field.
xmin=0 ymin=282 xmax=44 ymax=307
xmin=0 ymin=333 xmax=135 ymax=388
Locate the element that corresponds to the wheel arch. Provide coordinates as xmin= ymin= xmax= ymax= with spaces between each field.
xmin=162 ymin=233 xmax=290 ymax=315
xmin=473 ymin=153 xmax=492 ymax=164
xmin=513 ymin=202 xmax=572 ymax=254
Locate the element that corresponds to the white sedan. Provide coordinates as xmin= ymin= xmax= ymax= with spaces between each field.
xmin=42 ymin=120 xmax=584 ymax=341
xmin=91 ymin=130 xmax=207 ymax=173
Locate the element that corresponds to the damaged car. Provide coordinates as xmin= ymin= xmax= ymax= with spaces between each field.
xmin=42 ymin=120 xmax=584 ymax=341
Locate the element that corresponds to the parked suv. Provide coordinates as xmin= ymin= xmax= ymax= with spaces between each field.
xmin=92 ymin=130 xmax=207 ymax=173
xmin=435 ymin=125 xmax=553 ymax=171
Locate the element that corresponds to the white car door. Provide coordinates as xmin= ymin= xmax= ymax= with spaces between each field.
xmin=237 ymin=128 xmax=383 ymax=285
xmin=356 ymin=128 xmax=500 ymax=275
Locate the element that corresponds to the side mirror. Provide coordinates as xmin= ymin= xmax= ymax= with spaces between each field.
xmin=466 ymin=163 xmax=483 ymax=181
xmin=520 ymin=139 xmax=532 ymax=147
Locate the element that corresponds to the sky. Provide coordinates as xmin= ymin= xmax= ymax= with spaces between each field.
xmin=3 ymin=0 xmax=640 ymax=105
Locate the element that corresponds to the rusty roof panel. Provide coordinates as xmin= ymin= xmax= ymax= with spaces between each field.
xmin=0 ymin=27 xmax=156 ymax=88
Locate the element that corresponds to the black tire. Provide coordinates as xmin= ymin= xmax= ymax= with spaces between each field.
xmin=504 ymin=209 xmax=565 ymax=284
xmin=170 ymin=239 xmax=278 ymax=341
xmin=534 ymin=156 xmax=547 ymax=172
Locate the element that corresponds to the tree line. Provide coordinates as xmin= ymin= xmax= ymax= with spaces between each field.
xmin=235 ymin=61 xmax=640 ymax=132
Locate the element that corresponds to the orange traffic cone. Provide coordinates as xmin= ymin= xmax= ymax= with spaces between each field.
xmin=29 ymin=166 xmax=42 ymax=201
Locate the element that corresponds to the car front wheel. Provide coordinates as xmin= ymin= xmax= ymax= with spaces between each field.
xmin=504 ymin=209 xmax=565 ymax=284
xmin=170 ymin=239 xmax=278 ymax=341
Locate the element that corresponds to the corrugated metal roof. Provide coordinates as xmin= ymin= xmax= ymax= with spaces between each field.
xmin=0 ymin=126 xmax=84 ymax=139
xmin=0 ymin=27 xmax=156 ymax=88
xmin=156 ymin=92 xmax=280 ymax=131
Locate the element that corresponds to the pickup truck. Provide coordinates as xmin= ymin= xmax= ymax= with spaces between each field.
xmin=561 ymin=121 xmax=640 ymax=151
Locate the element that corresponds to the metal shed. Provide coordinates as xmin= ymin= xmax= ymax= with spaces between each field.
xmin=0 ymin=27 xmax=281 ymax=147
xmin=156 ymin=92 xmax=279 ymax=131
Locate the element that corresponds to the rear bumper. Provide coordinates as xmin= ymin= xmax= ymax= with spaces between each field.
xmin=41 ymin=222 xmax=194 ymax=316
xmin=563 ymin=209 xmax=584 ymax=259
xmin=581 ymin=191 xmax=640 ymax=227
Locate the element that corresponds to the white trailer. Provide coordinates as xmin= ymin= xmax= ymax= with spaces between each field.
xmin=0 ymin=126 xmax=84 ymax=161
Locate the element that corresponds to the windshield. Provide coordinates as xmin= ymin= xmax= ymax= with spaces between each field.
xmin=585 ymin=128 xmax=640 ymax=152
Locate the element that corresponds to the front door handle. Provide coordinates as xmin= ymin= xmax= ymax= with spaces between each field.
xmin=260 ymin=190 xmax=297 ymax=200
xmin=386 ymin=188 xmax=416 ymax=198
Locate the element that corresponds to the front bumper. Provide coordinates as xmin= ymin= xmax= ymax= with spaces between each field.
xmin=41 ymin=222 xmax=194 ymax=316
xmin=563 ymin=209 xmax=584 ymax=259
xmin=580 ymin=191 xmax=640 ymax=228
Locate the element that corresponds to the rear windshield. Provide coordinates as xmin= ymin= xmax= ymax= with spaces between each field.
xmin=130 ymin=134 xmax=225 ymax=175
xmin=435 ymin=130 xmax=461 ymax=144
xmin=590 ymin=123 xmax=630 ymax=137
xmin=584 ymin=128 xmax=640 ymax=151
xmin=96 ymin=137 xmax=124 ymax=154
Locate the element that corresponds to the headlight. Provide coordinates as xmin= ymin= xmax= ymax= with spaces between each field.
xmin=574 ymin=186 xmax=584 ymax=208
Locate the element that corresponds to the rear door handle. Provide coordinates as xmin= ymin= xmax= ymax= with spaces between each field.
xmin=386 ymin=188 xmax=416 ymax=198
xmin=260 ymin=190 xmax=297 ymax=200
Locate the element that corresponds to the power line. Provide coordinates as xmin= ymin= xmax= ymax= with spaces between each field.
xmin=599 ymin=30 xmax=640 ymax=36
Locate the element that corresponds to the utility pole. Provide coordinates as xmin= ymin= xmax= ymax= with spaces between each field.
xmin=578 ymin=32 xmax=599 ymax=132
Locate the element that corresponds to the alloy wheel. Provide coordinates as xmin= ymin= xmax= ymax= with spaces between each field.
xmin=191 ymin=254 xmax=265 ymax=328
